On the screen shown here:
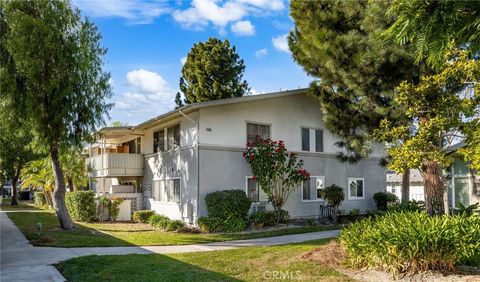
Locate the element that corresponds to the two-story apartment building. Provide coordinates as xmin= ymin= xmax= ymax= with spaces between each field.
xmin=87 ymin=89 xmax=387 ymax=224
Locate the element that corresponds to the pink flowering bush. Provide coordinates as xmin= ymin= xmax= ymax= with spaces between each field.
xmin=244 ymin=136 xmax=310 ymax=223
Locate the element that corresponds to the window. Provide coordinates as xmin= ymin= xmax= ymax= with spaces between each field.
xmin=153 ymin=179 xmax=180 ymax=203
xmin=153 ymin=130 xmax=165 ymax=153
xmin=167 ymin=124 xmax=180 ymax=150
xmin=301 ymin=128 xmax=310 ymax=151
xmin=302 ymin=176 xmax=325 ymax=202
xmin=315 ymin=130 xmax=323 ymax=152
xmin=123 ymin=137 xmax=141 ymax=154
xmin=246 ymin=177 xmax=268 ymax=203
xmin=348 ymin=178 xmax=364 ymax=199
xmin=247 ymin=123 xmax=270 ymax=143
xmin=301 ymin=128 xmax=323 ymax=152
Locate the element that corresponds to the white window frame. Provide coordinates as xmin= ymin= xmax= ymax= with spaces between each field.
xmin=245 ymin=121 xmax=272 ymax=144
xmin=152 ymin=177 xmax=181 ymax=204
xmin=245 ymin=176 xmax=269 ymax=203
xmin=347 ymin=177 xmax=365 ymax=200
xmin=300 ymin=126 xmax=324 ymax=153
xmin=301 ymin=176 xmax=326 ymax=203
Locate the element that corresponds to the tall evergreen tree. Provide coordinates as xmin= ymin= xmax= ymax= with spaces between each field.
xmin=1 ymin=0 xmax=112 ymax=229
xmin=177 ymin=37 xmax=249 ymax=107
xmin=289 ymin=0 xmax=423 ymax=162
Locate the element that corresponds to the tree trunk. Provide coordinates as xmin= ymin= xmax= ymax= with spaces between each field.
xmin=422 ymin=160 xmax=445 ymax=215
xmin=11 ymin=175 xmax=18 ymax=206
xmin=50 ymin=144 xmax=74 ymax=230
xmin=401 ymin=168 xmax=410 ymax=203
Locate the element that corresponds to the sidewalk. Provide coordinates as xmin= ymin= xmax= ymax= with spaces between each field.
xmin=0 ymin=211 xmax=340 ymax=281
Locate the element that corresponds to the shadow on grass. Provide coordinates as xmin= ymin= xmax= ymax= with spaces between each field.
xmin=57 ymin=254 xmax=240 ymax=282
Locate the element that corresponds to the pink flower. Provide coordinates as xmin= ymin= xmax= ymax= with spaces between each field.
xmin=250 ymin=155 xmax=255 ymax=161
xmin=252 ymin=175 xmax=256 ymax=180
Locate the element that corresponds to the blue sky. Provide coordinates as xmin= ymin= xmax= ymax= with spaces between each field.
xmin=73 ymin=0 xmax=311 ymax=125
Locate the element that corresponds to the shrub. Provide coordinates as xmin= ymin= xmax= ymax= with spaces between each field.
xmin=250 ymin=211 xmax=276 ymax=228
xmin=167 ymin=219 xmax=186 ymax=231
xmin=205 ymin=190 xmax=251 ymax=220
xmin=96 ymin=195 xmax=110 ymax=222
xmin=133 ymin=210 xmax=156 ymax=223
xmin=109 ymin=196 xmax=124 ymax=222
xmin=149 ymin=214 xmax=171 ymax=230
xmin=305 ymin=218 xmax=316 ymax=227
xmin=65 ymin=191 xmax=96 ymax=222
xmin=318 ymin=184 xmax=345 ymax=207
xmin=348 ymin=208 xmax=360 ymax=216
xmin=277 ymin=209 xmax=290 ymax=223
xmin=340 ymin=212 xmax=480 ymax=276
xmin=388 ymin=200 xmax=425 ymax=213
xmin=455 ymin=203 xmax=479 ymax=216
xmin=197 ymin=216 xmax=222 ymax=233
xmin=373 ymin=192 xmax=398 ymax=211
xmin=34 ymin=191 xmax=47 ymax=207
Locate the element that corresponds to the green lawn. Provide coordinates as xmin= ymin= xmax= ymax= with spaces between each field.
xmin=57 ymin=239 xmax=353 ymax=281
xmin=4 ymin=210 xmax=341 ymax=247
xmin=0 ymin=198 xmax=38 ymax=210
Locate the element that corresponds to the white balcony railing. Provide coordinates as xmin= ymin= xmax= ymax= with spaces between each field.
xmin=87 ymin=153 xmax=144 ymax=177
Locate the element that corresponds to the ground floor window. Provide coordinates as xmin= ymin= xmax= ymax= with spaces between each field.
xmin=348 ymin=178 xmax=364 ymax=200
xmin=153 ymin=178 xmax=180 ymax=203
xmin=449 ymin=177 xmax=470 ymax=208
xmin=302 ymin=176 xmax=325 ymax=202
xmin=246 ymin=177 xmax=268 ymax=202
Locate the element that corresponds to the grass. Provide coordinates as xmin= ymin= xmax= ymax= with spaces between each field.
xmin=3 ymin=210 xmax=341 ymax=247
xmin=57 ymin=239 xmax=353 ymax=281
xmin=0 ymin=198 xmax=38 ymax=210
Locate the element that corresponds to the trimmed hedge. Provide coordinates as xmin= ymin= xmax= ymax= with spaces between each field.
xmin=340 ymin=212 xmax=480 ymax=275
xmin=133 ymin=210 xmax=156 ymax=223
xmin=66 ymin=191 xmax=96 ymax=222
xmin=34 ymin=191 xmax=47 ymax=207
xmin=205 ymin=190 xmax=251 ymax=220
xmin=373 ymin=192 xmax=398 ymax=211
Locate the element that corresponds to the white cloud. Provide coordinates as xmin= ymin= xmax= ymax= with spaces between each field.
xmin=73 ymin=0 xmax=169 ymax=24
xmin=272 ymin=33 xmax=290 ymax=53
xmin=255 ymin=48 xmax=268 ymax=58
xmin=172 ymin=0 xmax=285 ymax=31
xmin=110 ymin=69 xmax=176 ymax=124
xmin=231 ymin=20 xmax=255 ymax=36
xmin=180 ymin=56 xmax=187 ymax=65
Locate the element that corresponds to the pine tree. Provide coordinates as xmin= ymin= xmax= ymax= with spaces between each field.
xmin=177 ymin=37 xmax=249 ymax=107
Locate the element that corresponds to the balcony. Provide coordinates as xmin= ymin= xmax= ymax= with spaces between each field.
xmin=88 ymin=153 xmax=144 ymax=177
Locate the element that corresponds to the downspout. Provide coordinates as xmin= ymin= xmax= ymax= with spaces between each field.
xmin=179 ymin=110 xmax=200 ymax=225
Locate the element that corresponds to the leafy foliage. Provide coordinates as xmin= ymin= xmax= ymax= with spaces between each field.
xmin=373 ymin=192 xmax=398 ymax=211
xmin=289 ymin=0 xmax=421 ymax=160
xmin=318 ymin=184 xmax=345 ymax=208
xmin=149 ymin=214 xmax=172 ymax=230
xmin=34 ymin=192 xmax=47 ymax=208
xmin=108 ymin=196 xmax=123 ymax=222
xmin=384 ymin=0 xmax=480 ymax=68
xmin=388 ymin=200 xmax=425 ymax=213
xmin=455 ymin=203 xmax=480 ymax=216
xmin=205 ymin=190 xmax=251 ymax=220
xmin=65 ymin=191 xmax=96 ymax=222
xmin=244 ymin=137 xmax=309 ymax=221
xmin=132 ymin=210 xmax=157 ymax=223
xmin=177 ymin=37 xmax=249 ymax=107
xmin=340 ymin=212 xmax=480 ymax=275
xmin=197 ymin=216 xmax=222 ymax=233
xmin=166 ymin=219 xmax=186 ymax=231
xmin=249 ymin=210 xmax=289 ymax=228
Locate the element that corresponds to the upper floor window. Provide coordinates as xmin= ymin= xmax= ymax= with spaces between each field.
xmin=302 ymin=176 xmax=325 ymax=202
xmin=348 ymin=178 xmax=364 ymax=200
xmin=122 ymin=137 xmax=141 ymax=154
xmin=153 ymin=124 xmax=180 ymax=153
xmin=301 ymin=128 xmax=323 ymax=152
xmin=247 ymin=123 xmax=270 ymax=143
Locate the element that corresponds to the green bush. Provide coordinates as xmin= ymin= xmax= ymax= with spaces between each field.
xmin=340 ymin=212 xmax=480 ymax=275
xmin=197 ymin=216 xmax=222 ymax=233
xmin=66 ymin=191 xmax=96 ymax=222
xmin=167 ymin=219 xmax=186 ymax=231
xmin=373 ymin=192 xmax=398 ymax=211
xmin=388 ymin=200 xmax=425 ymax=213
xmin=34 ymin=191 xmax=47 ymax=207
xmin=250 ymin=211 xmax=276 ymax=228
xmin=318 ymin=184 xmax=345 ymax=207
xmin=109 ymin=196 xmax=123 ymax=222
xmin=205 ymin=190 xmax=251 ymax=220
xmin=133 ymin=210 xmax=157 ymax=223
xmin=148 ymin=214 xmax=171 ymax=230
xmin=348 ymin=208 xmax=360 ymax=216
xmin=222 ymin=218 xmax=247 ymax=232
xmin=455 ymin=203 xmax=479 ymax=216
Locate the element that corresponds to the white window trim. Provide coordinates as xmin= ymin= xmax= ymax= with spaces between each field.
xmin=347 ymin=177 xmax=365 ymax=200
xmin=152 ymin=177 xmax=181 ymax=204
xmin=300 ymin=126 xmax=324 ymax=153
xmin=245 ymin=121 xmax=272 ymax=143
xmin=301 ymin=176 xmax=326 ymax=203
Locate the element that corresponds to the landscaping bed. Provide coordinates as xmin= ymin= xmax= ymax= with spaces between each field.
xmin=57 ymin=239 xmax=351 ymax=281
xmin=5 ymin=210 xmax=341 ymax=247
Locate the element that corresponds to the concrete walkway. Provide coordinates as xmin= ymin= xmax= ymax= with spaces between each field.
xmin=0 ymin=211 xmax=340 ymax=282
